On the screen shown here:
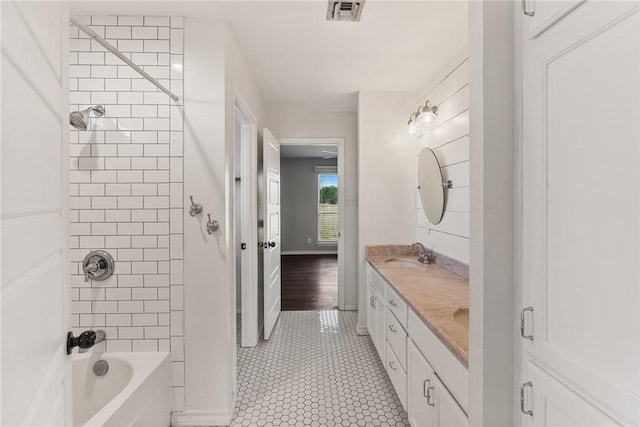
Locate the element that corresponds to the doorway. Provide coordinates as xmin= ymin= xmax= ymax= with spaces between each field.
xmin=278 ymin=138 xmax=346 ymax=311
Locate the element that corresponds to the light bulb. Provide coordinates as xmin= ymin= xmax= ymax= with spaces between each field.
xmin=407 ymin=121 xmax=420 ymax=136
xmin=416 ymin=110 xmax=437 ymax=128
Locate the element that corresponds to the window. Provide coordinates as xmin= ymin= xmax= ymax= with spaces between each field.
xmin=318 ymin=174 xmax=338 ymax=242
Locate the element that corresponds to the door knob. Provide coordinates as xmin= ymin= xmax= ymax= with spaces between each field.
xmin=268 ymin=241 xmax=276 ymax=248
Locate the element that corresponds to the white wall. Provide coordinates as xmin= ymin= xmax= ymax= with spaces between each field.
xmin=67 ymin=14 xmax=185 ymax=409
xmin=356 ymin=92 xmax=417 ymax=331
xmin=280 ymin=157 xmax=338 ymax=253
xmin=180 ymin=19 xmax=266 ymax=425
xmin=415 ymin=49 xmax=470 ymax=264
xmin=267 ymin=111 xmax=358 ymax=308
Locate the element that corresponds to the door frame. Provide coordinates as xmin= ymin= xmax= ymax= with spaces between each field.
xmin=232 ymin=89 xmax=259 ymax=347
xmin=279 ymin=137 xmax=346 ymax=310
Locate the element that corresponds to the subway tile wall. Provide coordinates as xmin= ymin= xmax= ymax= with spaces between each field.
xmin=69 ymin=15 xmax=185 ymax=411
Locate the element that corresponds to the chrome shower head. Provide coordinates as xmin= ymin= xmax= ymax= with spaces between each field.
xmin=69 ymin=105 xmax=105 ymax=130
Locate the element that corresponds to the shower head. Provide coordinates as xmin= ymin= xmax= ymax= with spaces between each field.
xmin=69 ymin=105 xmax=105 ymax=130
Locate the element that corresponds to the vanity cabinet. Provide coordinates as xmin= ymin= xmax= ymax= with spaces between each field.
xmin=366 ymin=269 xmax=387 ymax=364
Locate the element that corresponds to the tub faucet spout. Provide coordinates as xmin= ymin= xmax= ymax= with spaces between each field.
xmin=66 ymin=329 xmax=106 ymax=355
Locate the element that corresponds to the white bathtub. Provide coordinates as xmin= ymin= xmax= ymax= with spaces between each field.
xmin=72 ymin=351 xmax=171 ymax=427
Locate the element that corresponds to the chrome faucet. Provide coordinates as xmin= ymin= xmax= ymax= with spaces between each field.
xmin=411 ymin=242 xmax=431 ymax=264
xmin=66 ymin=329 xmax=106 ymax=354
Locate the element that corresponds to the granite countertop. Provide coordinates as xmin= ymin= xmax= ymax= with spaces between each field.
xmin=366 ymin=245 xmax=469 ymax=367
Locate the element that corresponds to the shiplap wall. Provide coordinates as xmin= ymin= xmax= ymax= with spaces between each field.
xmin=416 ymin=53 xmax=470 ymax=264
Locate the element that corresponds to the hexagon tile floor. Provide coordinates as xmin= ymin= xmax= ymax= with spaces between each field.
xmin=229 ymin=310 xmax=409 ymax=426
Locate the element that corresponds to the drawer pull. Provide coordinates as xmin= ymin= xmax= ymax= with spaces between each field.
xmin=388 ymin=361 xmax=398 ymax=371
xmin=426 ymin=384 xmax=435 ymax=407
xmin=370 ymin=295 xmax=376 ymax=308
xmin=389 ymin=299 xmax=398 ymax=307
xmin=423 ymin=379 xmax=431 ymax=398
xmin=388 ymin=324 xmax=397 ymax=333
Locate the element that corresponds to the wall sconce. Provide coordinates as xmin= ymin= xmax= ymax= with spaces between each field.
xmin=407 ymin=100 xmax=438 ymax=136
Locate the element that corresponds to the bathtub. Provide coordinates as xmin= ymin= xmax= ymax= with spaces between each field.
xmin=72 ymin=351 xmax=171 ymax=427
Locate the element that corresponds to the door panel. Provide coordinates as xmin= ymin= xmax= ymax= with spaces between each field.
xmin=262 ymin=129 xmax=281 ymax=340
xmin=407 ymin=340 xmax=434 ymax=427
xmin=1 ymin=1 xmax=70 ymax=425
xmin=526 ymin=0 xmax=585 ymax=39
xmin=522 ymin=1 xmax=639 ymax=424
xmin=433 ymin=374 xmax=467 ymax=427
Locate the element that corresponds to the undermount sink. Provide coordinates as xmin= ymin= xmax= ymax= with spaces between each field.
xmin=453 ymin=308 xmax=469 ymax=328
xmin=383 ymin=257 xmax=422 ymax=267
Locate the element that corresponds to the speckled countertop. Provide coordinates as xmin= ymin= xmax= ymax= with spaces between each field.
xmin=366 ymin=245 xmax=469 ymax=367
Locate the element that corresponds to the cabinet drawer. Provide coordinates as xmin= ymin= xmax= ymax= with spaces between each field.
xmin=386 ymin=283 xmax=408 ymax=329
xmin=385 ymin=342 xmax=407 ymax=410
xmin=386 ymin=308 xmax=407 ymax=371
xmin=366 ymin=262 xmax=387 ymax=294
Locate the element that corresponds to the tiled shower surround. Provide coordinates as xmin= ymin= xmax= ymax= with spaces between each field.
xmin=68 ymin=15 xmax=185 ymax=411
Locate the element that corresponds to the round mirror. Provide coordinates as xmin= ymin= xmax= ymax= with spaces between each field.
xmin=417 ymin=147 xmax=447 ymax=225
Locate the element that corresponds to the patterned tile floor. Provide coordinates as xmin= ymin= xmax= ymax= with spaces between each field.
xmin=230 ymin=310 xmax=409 ymax=427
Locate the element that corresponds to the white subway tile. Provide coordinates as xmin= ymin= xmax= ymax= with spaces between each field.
xmin=157 ymin=234 xmax=170 ymax=247
xmin=92 ymin=92 xmax=118 ymax=105
xmin=118 ymin=145 xmax=143 ymax=157
xmin=170 ymin=337 xmax=184 ymax=361
xmin=131 ymin=209 xmax=157 ymax=222
xmin=131 ymin=183 xmax=157 ymax=196
xmin=170 ymin=80 xmax=183 ymax=101
xmin=92 ymin=16 xmax=118 ymax=26
xmin=132 ymin=262 xmax=157 ymax=274
xmin=78 ymin=78 xmax=105 ymax=91
xmin=105 ymin=210 xmax=131 ymax=222
xmin=91 ymin=196 xmax=118 ymax=209
xmin=106 ymin=236 xmax=131 ymax=248
xmin=132 ymin=313 xmax=158 ymax=326
xmin=171 ymin=362 xmax=185 ymax=386
xmin=119 ymin=327 xmax=144 ymax=339
xmin=169 ymin=183 xmax=182 ymax=208
xmin=132 ymin=158 xmax=158 ymax=170
xmin=106 ymin=313 xmax=131 ymax=326
xmin=117 ymin=118 xmax=144 ymax=130
xmin=70 ymin=196 xmax=91 ymax=210
xmin=106 ymin=340 xmax=132 ymax=352
xmin=78 ymin=52 xmax=105 ymax=65
xmin=104 ymin=53 xmax=129 ymax=66
xmin=105 ymin=157 xmax=131 ymax=170
xmin=133 ymin=340 xmax=158 ymax=352
xmin=132 ymin=26 xmax=158 ymax=39
xmin=69 ymin=145 xmax=89 ymax=158
xmin=70 ymin=210 xmax=79 ymax=223
xmin=143 ymin=92 xmax=170 ymax=105
xmin=90 ymin=39 xmax=110 ymax=53
xmin=144 ymin=40 xmax=169 ymax=53
xmin=145 ymin=326 xmax=169 ymax=339
xmin=71 ymin=301 xmax=92 ymax=314
xmin=119 ymin=274 xmax=144 ymax=287
xmin=169 ymin=158 xmax=182 ymax=182
xmin=117 ymin=196 xmax=143 ymax=209
xmin=132 ymin=288 xmax=157 ymax=300
xmin=170 ymin=260 xmax=183 ymax=285
xmin=70 ymin=91 xmax=91 ymax=104
xmin=105 ymin=183 xmax=131 ymax=196
xmin=157 ymin=105 xmax=170 ymax=118
xmin=131 ymin=79 xmax=161 ymax=92
xmin=169 ymin=235 xmax=183 ymax=259
xmin=145 ymin=144 xmax=170 ymax=157
xmin=86 ymin=25 xmax=105 ymax=38
xmin=78 ymin=131 xmax=105 ymax=144
xmin=91 ymin=65 xmax=118 ymax=78
xmin=144 ymin=248 xmax=168 ymax=261
xmin=158 ymin=313 xmax=170 ymax=325
xmin=80 ymin=183 xmax=106 ymax=197
xmin=144 ymin=196 xmax=169 ymax=209
xmin=144 ymin=300 xmax=169 ymax=313
xmin=117 ymin=65 xmax=142 ymax=79
xmin=70 ymin=65 xmax=91 ymax=78
xmin=118 ymin=16 xmax=143 ymax=26
xmin=79 ymin=235 xmax=105 ymax=248
xmin=79 ymin=209 xmax=105 ymax=222
xmin=131 ymin=52 xmax=158 ymax=66
xmin=131 ymin=235 xmax=158 ymax=248
xmin=145 ymin=16 xmax=170 ymax=26
xmin=117 ymin=39 xmax=144 ymax=53
xmin=118 ymin=248 xmax=143 ymax=261
xmin=90 ymin=118 xmax=118 ymax=131
xmin=144 ymin=170 xmax=169 ymax=183
xmin=105 ymin=79 xmax=132 ymax=92
xmin=70 ymin=236 xmax=80 ymax=250
xmin=107 ymin=130 xmax=132 ymax=144
xmin=144 ymin=222 xmax=169 ymax=235
xmin=106 ymin=104 xmax=131 ymax=118
xmin=158 ymin=158 xmax=170 ymax=170
xmin=106 ymin=288 xmax=132 ymax=300
xmin=118 ymin=92 xmax=144 ymax=105
xmin=92 ymin=222 xmax=117 ymax=235
xmin=70 ymin=223 xmax=91 ymax=235
xmin=170 ymin=311 xmax=183 ymax=336
xmin=158 ymin=287 xmax=170 ymax=300
xmin=145 ymin=274 xmax=169 ymax=287
xmin=91 ymin=144 xmax=118 ymax=158
xmin=170 ymin=29 xmax=183 ymax=54
xmin=170 ymin=55 xmax=183 ymax=79
xmin=131 ymin=131 xmax=157 ymax=144
xmin=169 ymin=209 xmax=183 ymax=234
xmin=157 ymin=53 xmax=170 ymax=66
xmin=158 ymin=27 xmax=170 ymax=40
xmin=69 ymin=52 xmax=79 ymax=66
xmin=117 ymin=170 xmax=144 ymax=183
xmin=157 ymin=185 xmax=169 ymax=197
xmin=170 ymin=132 xmax=183 ymax=156
xmin=118 ymin=300 xmax=144 ymax=313
xmin=105 ymin=26 xmax=132 ymax=39
xmin=79 ymin=157 xmax=104 ymax=170
xmin=170 ymin=286 xmax=183 ymax=310
xmin=92 ymin=300 xmax=117 ymax=313
xmin=131 ymin=105 xmax=157 ymax=117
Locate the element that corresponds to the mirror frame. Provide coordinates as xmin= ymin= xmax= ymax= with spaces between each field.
xmin=417 ymin=147 xmax=447 ymax=225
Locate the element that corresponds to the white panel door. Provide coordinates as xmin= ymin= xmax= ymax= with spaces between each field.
xmin=522 ymin=1 xmax=639 ymax=424
xmin=1 ymin=1 xmax=71 ymax=426
xmin=432 ymin=374 xmax=468 ymax=427
xmin=407 ymin=340 xmax=435 ymax=427
xmin=262 ymin=129 xmax=281 ymax=340
xmin=366 ymin=283 xmax=376 ymax=338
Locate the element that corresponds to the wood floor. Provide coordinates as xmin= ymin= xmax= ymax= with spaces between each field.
xmin=281 ymin=254 xmax=338 ymax=310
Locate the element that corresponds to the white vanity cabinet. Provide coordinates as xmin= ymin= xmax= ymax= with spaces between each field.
xmin=365 ymin=262 xmax=468 ymax=426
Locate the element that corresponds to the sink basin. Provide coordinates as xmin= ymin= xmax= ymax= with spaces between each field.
xmin=383 ymin=257 xmax=422 ymax=267
xmin=453 ymin=308 xmax=469 ymax=328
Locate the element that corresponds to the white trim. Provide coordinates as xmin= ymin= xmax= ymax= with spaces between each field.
xmin=344 ymin=304 xmax=358 ymax=311
xmin=171 ymin=407 xmax=234 ymax=427
xmin=280 ymin=138 xmax=346 ymax=310
xmin=281 ymin=250 xmax=338 ymax=255
xmin=356 ymin=325 xmax=369 ymax=336
xmin=233 ymin=88 xmax=259 ymax=349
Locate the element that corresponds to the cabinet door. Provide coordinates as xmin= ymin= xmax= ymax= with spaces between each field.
xmin=522 ymin=1 xmax=639 ymax=424
xmin=366 ymin=283 xmax=376 ymax=338
xmin=374 ymin=289 xmax=386 ymax=363
xmin=525 ymin=0 xmax=585 ymax=38
xmin=407 ymin=340 xmax=435 ymax=427
xmin=433 ymin=374 xmax=467 ymax=427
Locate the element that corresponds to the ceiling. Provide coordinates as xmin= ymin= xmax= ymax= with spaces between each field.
xmin=280 ymin=144 xmax=337 ymax=158
xmin=70 ymin=1 xmax=468 ymax=113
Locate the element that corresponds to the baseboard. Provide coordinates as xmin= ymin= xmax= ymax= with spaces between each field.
xmin=356 ymin=324 xmax=369 ymax=336
xmin=343 ymin=304 xmax=358 ymax=311
xmin=281 ymin=250 xmax=338 ymax=255
xmin=171 ymin=402 xmax=235 ymax=427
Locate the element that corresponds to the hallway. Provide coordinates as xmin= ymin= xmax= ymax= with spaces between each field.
xmin=281 ymin=255 xmax=338 ymax=310
xmin=231 ymin=311 xmax=408 ymax=426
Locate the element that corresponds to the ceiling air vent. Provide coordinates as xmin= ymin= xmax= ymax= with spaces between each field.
xmin=327 ymin=1 xmax=365 ymax=22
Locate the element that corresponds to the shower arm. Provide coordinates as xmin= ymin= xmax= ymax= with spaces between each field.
xmin=70 ymin=16 xmax=179 ymax=102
